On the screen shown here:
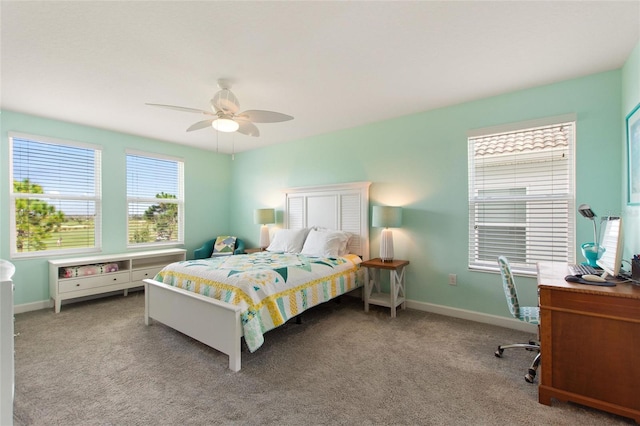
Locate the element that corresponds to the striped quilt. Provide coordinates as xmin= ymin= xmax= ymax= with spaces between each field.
xmin=154 ymin=252 xmax=363 ymax=352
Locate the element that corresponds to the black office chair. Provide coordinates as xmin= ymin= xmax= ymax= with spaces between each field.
xmin=495 ymin=256 xmax=541 ymax=383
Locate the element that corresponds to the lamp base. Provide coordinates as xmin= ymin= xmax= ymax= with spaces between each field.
xmin=581 ymin=242 xmax=604 ymax=267
xmin=259 ymin=225 xmax=270 ymax=249
xmin=380 ymin=228 xmax=394 ymax=262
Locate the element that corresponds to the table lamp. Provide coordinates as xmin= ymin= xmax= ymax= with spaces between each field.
xmin=254 ymin=208 xmax=275 ymax=249
xmin=372 ymin=206 xmax=402 ymax=262
xmin=578 ymin=203 xmax=604 ymax=267
xmin=578 ymin=203 xmax=598 ymax=245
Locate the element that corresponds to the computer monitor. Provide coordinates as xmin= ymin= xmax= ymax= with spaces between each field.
xmin=596 ymin=217 xmax=624 ymax=279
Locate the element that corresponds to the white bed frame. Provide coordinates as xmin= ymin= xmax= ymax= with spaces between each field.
xmin=144 ymin=182 xmax=371 ymax=371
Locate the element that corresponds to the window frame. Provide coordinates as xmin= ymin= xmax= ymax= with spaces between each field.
xmin=125 ymin=150 xmax=184 ymax=248
xmin=9 ymin=132 xmax=102 ymax=259
xmin=467 ymin=115 xmax=576 ymax=276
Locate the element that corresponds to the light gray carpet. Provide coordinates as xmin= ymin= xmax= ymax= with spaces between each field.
xmin=13 ymin=291 xmax=633 ymax=425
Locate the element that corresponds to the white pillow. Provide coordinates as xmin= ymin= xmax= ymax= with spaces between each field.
xmin=267 ymin=228 xmax=309 ymax=253
xmin=338 ymin=232 xmax=353 ymax=256
xmin=301 ymin=229 xmax=350 ymax=258
xmin=311 ymin=227 xmax=352 ymax=255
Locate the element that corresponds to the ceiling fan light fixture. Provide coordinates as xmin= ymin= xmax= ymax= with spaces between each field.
xmin=212 ymin=118 xmax=239 ymax=133
xmin=147 ymin=80 xmax=292 ymax=138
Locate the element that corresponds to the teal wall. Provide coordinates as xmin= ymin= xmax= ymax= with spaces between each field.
xmin=229 ymin=70 xmax=624 ymax=317
xmin=622 ymin=40 xmax=640 ymax=259
xmin=1 ymin=61 xmax=633 ymax=318
xmin=0 ymin=111 xmax=231 ymax=305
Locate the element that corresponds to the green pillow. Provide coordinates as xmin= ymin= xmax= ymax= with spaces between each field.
xmin=212 ymin=235 xmax=236 ymax=256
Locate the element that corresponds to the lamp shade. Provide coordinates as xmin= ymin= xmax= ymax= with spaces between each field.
xmin=372 ymin=206 xmax=402 ymax=228
xmin=254 ymin=208 xmax=275 ymax=225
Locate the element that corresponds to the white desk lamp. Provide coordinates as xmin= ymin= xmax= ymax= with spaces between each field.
xmin=578 ymin=203 xmax=598 ymax=245
xmin=254 ymin=208 xmax=275 ymax=249
xmin=372 ymin=206 xmax=402 ymax=262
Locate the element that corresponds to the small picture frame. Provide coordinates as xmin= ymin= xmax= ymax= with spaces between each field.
xmin=627 ymin=102 xmax=640 ymax=205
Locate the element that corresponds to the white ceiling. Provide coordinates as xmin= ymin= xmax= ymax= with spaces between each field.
xmin=1 ymin=1 xmax=639 ymax=154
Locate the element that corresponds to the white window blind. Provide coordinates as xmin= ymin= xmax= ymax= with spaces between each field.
xmin=126 ymin=152 xmax=184 ymax=247
xmin=468 ymin=118 xmax=575 ymax=275
xmin=9 ymin=134 xmax=102 ymax=258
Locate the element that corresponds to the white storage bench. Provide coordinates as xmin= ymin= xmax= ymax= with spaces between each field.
xmin=48 ymin=248 xmax=186 ymax=313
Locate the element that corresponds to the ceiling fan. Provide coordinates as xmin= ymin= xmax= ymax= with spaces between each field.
xmin=146 ymin=79 xmax=293 ymax=137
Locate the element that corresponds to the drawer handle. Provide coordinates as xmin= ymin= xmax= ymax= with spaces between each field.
xmin=113 ymin=277 xmax=117 ymax=281
xmin=76 ymin=283 xmax=80 ymax=287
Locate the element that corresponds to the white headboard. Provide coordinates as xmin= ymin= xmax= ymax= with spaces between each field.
xmin=283 ymin=182 xmax=371 ymax=259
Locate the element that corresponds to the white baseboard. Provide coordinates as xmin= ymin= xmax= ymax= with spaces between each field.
xmin=14 ymin=289 xmax=536 ymax=335
xmin=14 ymin=287 xmax=145 ymax=314
xmin=406 ymin=299 xmax=538 ymax=334
xmin=14 ymin=300 xmax=52 ymax=314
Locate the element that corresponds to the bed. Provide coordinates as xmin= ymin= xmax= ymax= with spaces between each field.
xmin=143 ymin=182 xmax=371 ymax=371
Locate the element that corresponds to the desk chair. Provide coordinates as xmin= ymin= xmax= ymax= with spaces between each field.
xmin=495 ymin=255 xmax=541 ymax=383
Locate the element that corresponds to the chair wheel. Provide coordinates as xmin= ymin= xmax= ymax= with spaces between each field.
xmin=495 ymin=347 xmax=504 ymax=357
xmin=525 ymin=368 xmax=537 ymax=383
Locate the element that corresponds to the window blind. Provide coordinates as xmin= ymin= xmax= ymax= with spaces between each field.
xmin=126 ymin=152 xmax=184 ymax=246
xmin=9 ymin=134 xmax=102 ymax=257
xmin=468 ymin=120 xmax=575 ymax=275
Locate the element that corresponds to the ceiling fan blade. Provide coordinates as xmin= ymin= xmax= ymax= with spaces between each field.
xmin=186 ymin=119 xmax=214 ymax=132
xmin=238 ymin=110 xmax=294 ymax=123
xmin=146 ymin=103 xmax=215 ymax=116
xmin=236 ymin=120 xmax=260 ymax=137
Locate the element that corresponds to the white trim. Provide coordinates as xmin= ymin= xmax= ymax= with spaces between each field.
xmin=125 ymin=149 xmax=184 ymax=163
xmin=9 ymin=132 xmax=102 ymax=151
xmin=467 ymin=113 xmax=577 ymax=138
xmin=126 ymin=152 xmax=185 ymax=248
xmin=13 ymin=287 xmax=149 ymax=314
xmin=15 ymin=294 xmax=538 ymax=335
xmin=468 ymin=119 xmax=576 ymax=271
xmin=405 ymin=299 xmax=538 ymax=334
xmin=9 ymin=134 xmax=103 ymax=259
xmin=14 ymin=299 xmax=52 ymax=314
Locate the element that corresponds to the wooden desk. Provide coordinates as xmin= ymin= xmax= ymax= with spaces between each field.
xmin=537 ymin=262 xmax=640 ymax=423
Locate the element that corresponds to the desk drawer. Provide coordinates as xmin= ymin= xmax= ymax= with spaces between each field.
xmin=541 ymin=288 xmax=640 ymax=320
xmin=58 ymin=271 xmax=130 ymax=293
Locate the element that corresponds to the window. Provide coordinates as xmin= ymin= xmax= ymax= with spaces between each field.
xmin=468 ymin=116 xmax=576 ymax=275
xmin=126 ymin=151 xmax=184 ymax=247
xmin=476 ymin=188 xmax=527 ymax=264
xmin=9 ymin=133 xmax=102 ymax=258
